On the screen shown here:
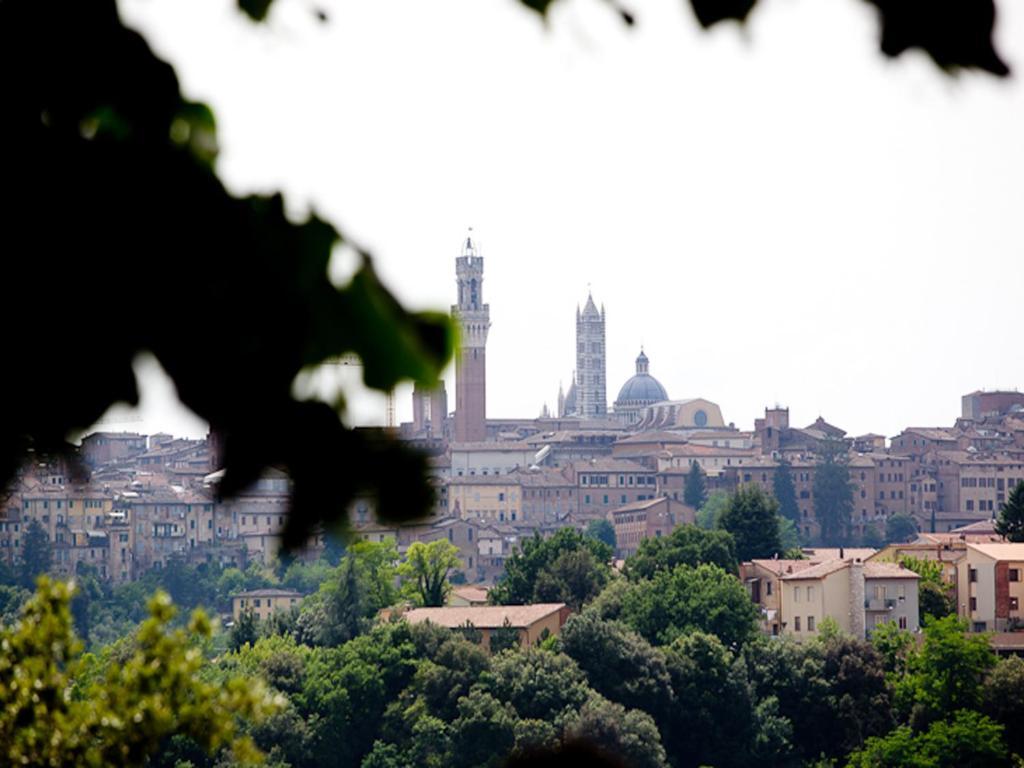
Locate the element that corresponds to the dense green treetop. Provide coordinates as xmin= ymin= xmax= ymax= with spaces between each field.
xmin=982 ymin=655 xmax=1024 ymax=758
xmin=846 ymin=709 xmax=1011 ymax=768
xmin=814 ymin=446 xmax=855 ymax=546
xmin=773 ymin=460 xmax=801 ymax=524
xmin=625 ymin=523 xmax=738 ymax=580
xmin=399 ymin=539 xmax=462 ymax=607
xmin=893 ymin=615 xmax=997 ymax=726
xmin=694 ymin=490 xmax=731 ymax=530
xmin=560 ymin=612 xmax=673 ymax=720
xmin=618 ymin=563 xmax=759 ymax=649
xmin=18 ymin=519 xmax=52 ymax=590
xmin=683 ymin=461 xmax=707 ymax=509
xmin=489 ymin=528 xmax=612 ymax=610
xmin=585 ymin=519 xmax=617 ymax=551
xmin=995 ymin=480 xmax=1024 ymax=542
xmin=718 ymin=485 xmax=784 ymax=562
xmin=0 ymin=579 xmax=279 ymax=767
xmin=886 ymin=513 xmax=920 ymax=544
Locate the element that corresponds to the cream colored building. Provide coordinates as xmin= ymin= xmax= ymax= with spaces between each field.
xmin=867 ymin=542 xmax=966 ymax=588
xmin=448 ymin=585 xmax=489 ymax=606
xmin=779 ymin=559 xmax=919 ymax=641
xmin=448 ymin=475 xmax=522 ymax=524
xmin=957 ymin=543 xmax=1024 ymax=632
xmin=449 ymin=442 xmax=543 ymax=477
xmin=741 ymin=558 xmax=824 ymax=636
xmin=401 ymin=603 xmax=570 ymax=651
xmin=232 ymin=588 xmax=302 ymax=621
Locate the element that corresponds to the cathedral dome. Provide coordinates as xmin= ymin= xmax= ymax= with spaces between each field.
xmin=615 ymin=349 xmax=668 ymax=407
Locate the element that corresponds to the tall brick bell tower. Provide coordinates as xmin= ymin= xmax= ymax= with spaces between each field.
xmin=452 ymin=232 xmax=489 ymax=443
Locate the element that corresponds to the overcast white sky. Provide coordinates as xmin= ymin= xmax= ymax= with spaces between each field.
xmin=102 ymin=0 xmax=1023 ymax=441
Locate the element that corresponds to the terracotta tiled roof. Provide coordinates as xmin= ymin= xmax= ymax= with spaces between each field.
xmin=781 ymin=559 xmax=851 ymax=581
xmin=233 ymin=588 xmax=302 ymax=599
xmin=863 ymin=562 xmax=920 ymax=579
xmin=802 ymin=547 xmax=877 ymax=562
xmin=610 ymin=497 xmax=669 ymax=514
xmin=572 ymin=458 xmax=653 ymax=473
xmin=448 ymin=474 xmax=522 ymax=486
xmin=749 ymin=559 xmax=822 ymax=577
xmin=450 ymin=586 xmax=490 ymax=603
xmin=967 ymin=543 xmax=1024 ymax=561
xmin=402 ymin=603 xmax=566 ymax=629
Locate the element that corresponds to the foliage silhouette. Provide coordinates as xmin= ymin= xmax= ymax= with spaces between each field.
xmin=3 ymin=0 xmax=453 ymax=552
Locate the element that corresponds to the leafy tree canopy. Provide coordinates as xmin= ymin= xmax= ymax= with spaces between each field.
xmin=489 ymin=528 xmax=612 ymax=611
xmin=893 ymin=615 xmax=997 ymax=725
xmin=846 ymin=709 xmax=1011 ymax=768
xmin=0 ymin=579 xmax=279 ymax=767
xmin=773 ymin=460 xmax=801 ymax=524
xmin=626 ymin=524 xmax=737 ymax=580
xmin=814 ymin=447 xmax=855 ymax=546
xmin=695 ymin=490 xmax=731 ymax=530
xmin=684 ymin=461 xmax=707 ymax=509
xmin=886 ymin=513 xmax=919 ymax=544
xmin=2 ymin=0 xmax=452 ymax=553
xmin=718 ymin=485 xmax=783 ymax=562
xmin=982 ymin=655 xmax=1024 ymax=758
xmin=995 ymin=480 xmax=1024 ymax=542
xmin=399 ymin=539 xmax=462 ymax=607
xmin=618 ymin=563 xmax=759 ymax=649
xmin=585 ymin=519 xmax=617 ymax=551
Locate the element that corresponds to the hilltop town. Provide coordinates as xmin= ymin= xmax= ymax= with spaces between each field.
xmin=2 ymin=235 xmax=1023 ymax=647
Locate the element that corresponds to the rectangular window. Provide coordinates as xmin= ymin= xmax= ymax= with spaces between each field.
xmin=969 ymin=568 xmax=978 ymax=583
xmin=807 ymin=616 xmax=815 ymax=632
xmin=766 ymin=581 xmax=773 ymax=596
xmin=793 ymin=587 xmax=801 ymax=603
xmin=970 ymin=597 xmax=977 ymax=611
xmin=1010 ymin=569 xmax=1020 ymax=582
xmin=899 ymin=616 xmax=908 ymax=629
xmin=1010 ymin=597 xmax=1019 ymax=611
xmin=794 ymin=616 xmax=801 ymax=632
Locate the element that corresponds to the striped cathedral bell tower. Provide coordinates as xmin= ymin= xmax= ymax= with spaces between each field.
xmin=452 ymin=231 xmax=489 ymax=442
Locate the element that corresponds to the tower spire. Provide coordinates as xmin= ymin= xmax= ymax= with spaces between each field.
xmin=452 ymin=232 xmax=489 ymax=442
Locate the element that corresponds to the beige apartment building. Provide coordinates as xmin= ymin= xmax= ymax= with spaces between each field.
xmin=867 ymin=541 xmax=965 ymax=590
xmin=400 ymin=603 xmax=571 ymax=651
xmin=232 ymin=588 xmax=302 ymax=621
xmin=778 ymin=559 xmax=919 ymax=641
xmin=448 ymin=475 xmax=523 ymax=524
xmin=449 ymin=442 xmax=541 ymax=477
xmin=610 ymin=497 xmax=691 ymax=558
xmin=514 ymin=466 xmax=576 ymax=526
xmin=929 ymin=452 xmax=1024 ymax=530
xmin=574 ymin=458 xmax=657 ymax=522
xmin=957 ymin=543 xmax=1024 ymax=632
xmin=655 ymin=444 xmax=759 ymax=476
xmin=741 ymin=558 xmax=821 ymax=636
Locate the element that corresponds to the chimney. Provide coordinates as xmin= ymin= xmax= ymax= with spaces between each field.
xmin=849 ymin=560 xmax=866 ymax=639
xmin=839 ymin=546 xmax=845 ymax=559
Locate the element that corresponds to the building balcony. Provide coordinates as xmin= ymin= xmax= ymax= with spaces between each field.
xmin=865 ymin=598 xmax=897 ymax=611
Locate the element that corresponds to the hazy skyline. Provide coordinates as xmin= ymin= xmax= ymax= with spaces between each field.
xmin=100 ymin=0 xmax=1024 ymax=441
